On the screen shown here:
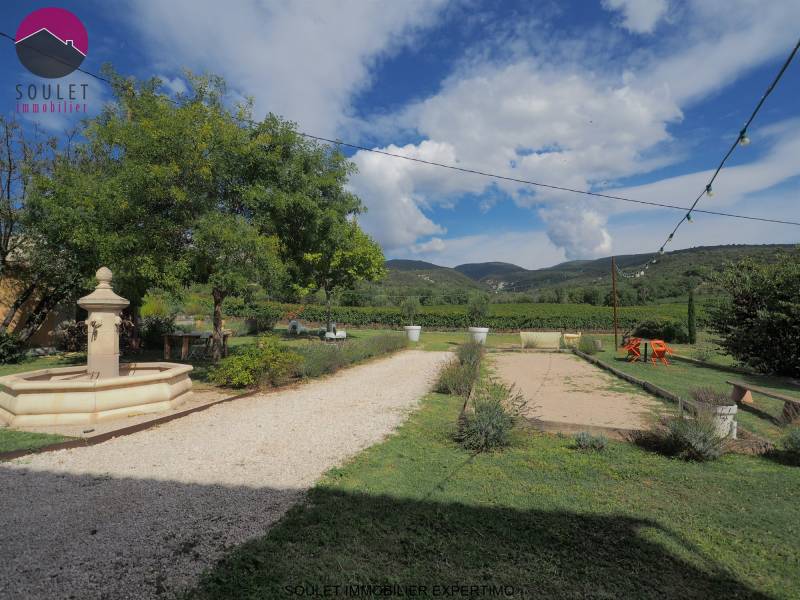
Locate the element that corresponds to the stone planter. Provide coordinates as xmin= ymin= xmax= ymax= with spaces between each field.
xmin=468 ymin=326 xmax=489 ymax=345
xmin=403 ymin=325 xmax=422 ymax=342
xmin=702 ymin=403 xmax=738 ymax=439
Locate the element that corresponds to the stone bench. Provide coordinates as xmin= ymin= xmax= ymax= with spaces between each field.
xmin=728 ymin=380 xmax=800 ymax=424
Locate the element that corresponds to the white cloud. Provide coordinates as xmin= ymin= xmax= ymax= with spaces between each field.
xmin=352 ymin=59 xmax=681 ymax=257
xmin=128 ymin=0 xmax=448 ymax=136
xmin=602 ymin=0 xmax=669 ymax=34
xmin=409 ymin=237 xmax=446 ymax=254
xmin=351 ymin=1 xmax=800 ymax=261
xmin=390 ymin=230 xmax=567 ymax=270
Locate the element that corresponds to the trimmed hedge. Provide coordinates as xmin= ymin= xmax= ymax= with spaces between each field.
xmin=279 ymin=302 xmax=701 ymax=331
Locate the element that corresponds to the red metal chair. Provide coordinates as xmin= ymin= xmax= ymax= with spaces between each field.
xmin=649 ymin=339 xmax=673 ymax=366
xmin=623 ymin=337 xmax=642 ymax=362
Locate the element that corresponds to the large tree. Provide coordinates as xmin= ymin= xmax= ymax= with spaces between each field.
xmin=191 ymin=214 xmax=283 ymax=360
xmin=300 ymin=221 xmax=385 ymax=331
xmin=708 ymin=250 xmax=800 ymax=376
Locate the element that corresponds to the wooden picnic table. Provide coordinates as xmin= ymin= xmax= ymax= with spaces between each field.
xmin=163 ymin=331 xmax=230 ymax=361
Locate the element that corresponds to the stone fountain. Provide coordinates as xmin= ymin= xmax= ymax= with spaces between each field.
xmin=0 ymin=268 xmax=192 ymax=426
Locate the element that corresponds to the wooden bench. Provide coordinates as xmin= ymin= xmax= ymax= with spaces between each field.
xmin=727 ymin=380 xmax=800 ymax=424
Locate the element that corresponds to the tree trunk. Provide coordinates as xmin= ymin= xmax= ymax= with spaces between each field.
xmin=1 ymin=281 xmax=37 ymax=331
xmin=325 ymin=288 xmax=333 ymax=332
xmin=16 ymin=291 xmax=63 ymax=343
xmin=211 ymin=288 xmax=226 ymax=362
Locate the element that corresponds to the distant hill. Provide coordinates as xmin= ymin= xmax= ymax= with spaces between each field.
xmin=358 ymin=244 xmax=797 ymax=305
xmin=454 ymin=262 xmax=526 ymax=280
xmin=385 ymin=259 xmax=448 ymax=272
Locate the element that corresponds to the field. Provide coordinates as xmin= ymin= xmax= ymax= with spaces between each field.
xmin=189 ymin=391 xmax=800 ymax=599
xmin=284 ymin=301 xmax=697 ymax=331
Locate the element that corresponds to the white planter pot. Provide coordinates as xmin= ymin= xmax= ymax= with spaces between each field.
xmin=404 ymin=325 xmax=422 ymax=342
xmin=704 ymin=404 xmax=738 ymax=439
xmin=468 ymin=326 xmax=489 ymax=345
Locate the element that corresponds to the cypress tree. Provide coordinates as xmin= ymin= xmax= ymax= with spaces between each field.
xmin=687 ymin=288 xmax=697 ymax=344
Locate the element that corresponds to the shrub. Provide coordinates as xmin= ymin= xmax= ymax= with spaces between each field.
xmin=633 ymin=319 xmax=689 ymax=343
xmin=53 ymin=320 xmax=87 ymax=352
xmin=690 ymin=387 xmax=735 ymax=407
xmin=665 ymin=414 xmax=725 ymax=461
xmin=400 ymin=296 xmax=420 ymax=326
xmin=140 ymin=292 xmax=174 ymax=318
xmin=574 ymin=431 xmax=608 ymax=451
xmin=234 ymin=302 xmax=283 ymax=334
xmin=782 ymin=427 xmax=800 ymax=457
xmin=577 ymin=335 xmax=600 ymax=355
xmin=139 ymin=315 xmax=176 ymax=349
xmin=458 ymin=381 xmax=526 ymax=452
xmin=0 ymin=330 xmax=25 ymax=364
xmin=435 ymin=359 xmax=477 ymax=397
xmin=209 ymin=337 xmax=302 ymax=388
xmin=292 ymin=333 xmax=406 ymax=379
xmin=457 ymin=340 xmax=484 ymax=370
xmin=466 ymin=293 xmax=489 ymax=326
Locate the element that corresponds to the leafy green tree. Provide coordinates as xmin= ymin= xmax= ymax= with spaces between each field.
xmin=191 ymin=214 xmax=283 ymax=360
xmin=299 ymin=222 xmax=385 ymax=331
xmin=708 ymin=251 xmax=800 ymax=376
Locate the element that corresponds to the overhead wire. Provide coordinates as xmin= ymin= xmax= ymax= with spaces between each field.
xmin=3 ymin=30 xmax=800 ymax=230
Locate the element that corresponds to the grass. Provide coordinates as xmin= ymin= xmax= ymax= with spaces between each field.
xmin=0 ymin=428 xmax=69 ymax=454
xmin=189 ymin=392 xmax=800 ymax=599
xmin=588 ymin=337 xmax=799 ymax=442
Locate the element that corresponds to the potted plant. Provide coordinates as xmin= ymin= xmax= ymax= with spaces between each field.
xmin=401 ymin=296 xmax=421 ymax=342
xmin=466 ymin=293 xmax=490 ymax=344
xmin=690 ymin=387 xmax=738 ymax=439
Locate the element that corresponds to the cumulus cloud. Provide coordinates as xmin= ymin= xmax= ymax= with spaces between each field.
xmin=390 ymin=230 xmax=567 ymax=270
xmin=128 ymin=0 xmax=448 ymax=136
xmin=350 ymin=1 xmax=800 ymax=261
xmin=602 ymin=0 xmax=669 ymax=34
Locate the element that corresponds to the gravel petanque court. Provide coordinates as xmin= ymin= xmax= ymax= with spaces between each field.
xmin=493 ymin=351 xmax=665 ymax=432
xmin=0 ymin=350 xmax=449 ymax=600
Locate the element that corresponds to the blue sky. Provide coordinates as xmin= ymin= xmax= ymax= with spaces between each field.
xmin=3 ymin=0 xmax=799 ymax=268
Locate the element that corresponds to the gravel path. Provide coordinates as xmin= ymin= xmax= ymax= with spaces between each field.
xmin=0 ymin=350 xmax=449 ymax=600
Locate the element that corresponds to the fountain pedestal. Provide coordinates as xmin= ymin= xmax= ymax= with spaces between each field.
xmin=0 ymin=267 xmax=193 ymax=426
xmin=78 ymin=267 xmax=129 ymax=379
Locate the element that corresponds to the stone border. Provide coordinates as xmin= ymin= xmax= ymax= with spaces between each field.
xmin=0 ymin=389 xmax=257 ymax=461
xmin=571 ymin=348 xmax=777 ymax=452
xmin=572 ymin=348 xmax=698 ymax=414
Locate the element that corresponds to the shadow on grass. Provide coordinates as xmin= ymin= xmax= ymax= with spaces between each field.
xmin=0 ymin=462 xmax=778 ymax=599
xmin=191 ymin=487 xmax=774 ymax=599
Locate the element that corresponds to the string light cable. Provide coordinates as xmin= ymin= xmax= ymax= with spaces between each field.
xmin=617 ymin=36 xmax=800 ymax=278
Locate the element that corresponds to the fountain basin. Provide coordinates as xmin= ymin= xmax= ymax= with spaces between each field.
xmin=0 ymin=362 xmax=192 ymax=426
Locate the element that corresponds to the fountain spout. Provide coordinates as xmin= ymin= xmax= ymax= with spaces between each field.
xmin=77 ymin=267 xmax=130 ymax=379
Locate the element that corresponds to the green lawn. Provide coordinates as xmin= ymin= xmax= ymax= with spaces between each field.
xmin=0 ymin=428 xmax=69 ymax=454
xmin=189 ymin=392 xmax=800 ymax=599
xmin=587 ymin=337 xmax=799 ymax=442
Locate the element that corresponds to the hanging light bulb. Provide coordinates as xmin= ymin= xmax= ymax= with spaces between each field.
xmin=658 ymin=247 xmax=664 ymax=255
xmin=686 ymin=212 xmax=693 ymax=223
xmin=706 ymin=184 xmax=714 ymax=197
xmin=668 ymin=233 xmax=674 ymax=241
xmin=651 ymin=258 xmax=657 ymax=264
xmin=639 ymin=271 xmax=645 ymax=277
xmin=739 ymin=129 xmax=750 ymax=146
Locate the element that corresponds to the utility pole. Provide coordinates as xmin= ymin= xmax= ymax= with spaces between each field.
xmin=611 ymin=256 xmax=619 ymax=348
